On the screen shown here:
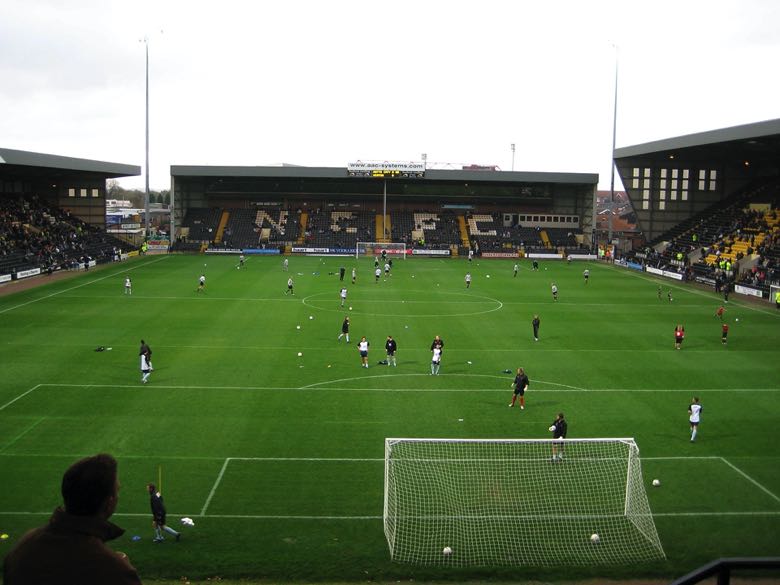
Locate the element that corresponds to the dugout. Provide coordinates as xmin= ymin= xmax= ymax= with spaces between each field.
xmin=170 ymin=165 xmax=598 ymax=245
xmin=614 ymin=118 xmax=780 ymax=243
xmin=0 ymin=147 xmax=141 ymax=229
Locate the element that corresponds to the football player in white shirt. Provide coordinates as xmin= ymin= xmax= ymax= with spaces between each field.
xmin=431 ymin=346 xmax=442 ymax=375
xmin=197 ymin=274 xmax=206 ymax=293
xmin=340 ymin=287 xmax=348 ymax=307
xmin=551 ymin=283 xmax=558 ymax=301
xmin=465 ymin=272 xmax=472 ymax=288
xmin=688 ymin=397 xmax=702 ymax=442
xmin=124 ymin=277 xmax=132 ymax=295
xmin=384 ymin=263 xmax=391 ymax=279
xmin=374 ymin=267 xmax=381 ymax=283
xmin=358 ymin=336 xmax=370 ymax=368
xmin=141 ymin=352 xmax=151 ymax=384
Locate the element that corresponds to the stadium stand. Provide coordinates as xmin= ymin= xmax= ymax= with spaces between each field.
xmin=0 ymin=195 xmax=134 ymax=275
xmin=218 ymin=207 xmax=299 ymax=249
xmin=178 ymin=208 xmax=222 ymax=243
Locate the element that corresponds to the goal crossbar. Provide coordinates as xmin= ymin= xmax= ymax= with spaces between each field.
xmin=356 ymin=242 xmax=407 ymax=260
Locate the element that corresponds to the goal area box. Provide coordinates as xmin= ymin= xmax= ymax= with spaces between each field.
xmin=383 ymin=438 xmax=665 ymax=567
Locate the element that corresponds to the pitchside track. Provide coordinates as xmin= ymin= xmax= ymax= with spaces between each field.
xmin=0 ymin=255 xmax=778 ymax=581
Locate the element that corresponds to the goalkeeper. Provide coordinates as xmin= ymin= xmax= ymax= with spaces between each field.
xmin=549 ymin=412 xmax=567 ymax=461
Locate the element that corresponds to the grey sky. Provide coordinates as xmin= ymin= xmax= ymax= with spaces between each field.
xmin=1 ymin=0 xmax=778 ymax=191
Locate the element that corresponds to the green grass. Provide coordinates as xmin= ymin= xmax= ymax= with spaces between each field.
xmin=0 ymin=254 xmax=779 ymax=582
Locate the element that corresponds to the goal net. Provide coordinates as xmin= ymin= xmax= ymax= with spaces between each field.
xmin=356 ymin=242 xmax=407 ymax=260
xmin=384 ymin=438 xmax=665 ymax=567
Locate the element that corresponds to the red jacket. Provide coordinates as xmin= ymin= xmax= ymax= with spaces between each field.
xmin=3 ymin=507 xmax=142 ymax=585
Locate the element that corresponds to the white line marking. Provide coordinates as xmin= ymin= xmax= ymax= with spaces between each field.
xmin=299 ymin=374 xmax=586 ymax=391
xmin=200 ymin=458 xmax=230 ymax=516
xmin=1 ymin=510 xmax=778 ymax=519
xmin=19 ymin=383 xmax=780 ymax=394
xmin=644 ymin=456 xmax=721 ymax=460
xmin=0 ymin=385 xmax=41 ymax=412
xmin=301 ymin=290 xmax=504 ymax=317
xmin=0 ymin=417 xmax=46 ymax=452
xmin=720 ymin=457 xmax=780 ymax=503
xmin=0 ymin=256 xmax=169 ymax=315
xmin=228 ymin=457 xmax=383 ymax=461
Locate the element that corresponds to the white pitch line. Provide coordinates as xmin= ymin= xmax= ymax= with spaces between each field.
xmin=1 ymin=510 xmax=779 ymax=519
xmin=720 ymin=457 xmax=780 ymax=503
xmin=0 ymin=385 xmax=41 ymax=412
xmin=22 ymin=383 xmax=780 ymax=394
xmin=0 ymin=256 xmax=169 ymax=315
xmin=299 ymin=374 xmax=586 ymax=391
xmin=200 ymin=458 xmax=231 ymax=516
xmin=228 ymin=457 xmax=383 ymax=462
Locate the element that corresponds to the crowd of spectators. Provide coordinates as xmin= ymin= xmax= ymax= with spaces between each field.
xmin=0 ymin=195 xmax=132 ymax=276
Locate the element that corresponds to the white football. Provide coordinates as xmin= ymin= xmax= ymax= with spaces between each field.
xmin=652 ymin=479 xmax=661 ymax=487
xmin=735 ymin=318 xmax=739 ymax=322
xmin=309 ymin=316 xmax=314 ymax=320
xmin=297 ymin=352 xmax=303 ymax=357
xmin=443 ymin=546 xmax=452 ymax=555
xmin=486 ymin=274 xmax=490 ymax=278
xmin=548 ymin=425 xmax=556 ymax=432
xmin=590 ymin=533 xmax=600 ymax=544
xmin=349 ymin=306 xmax=352 ymax=310
xmin=296 ymin=325 xmax=301 ymax=330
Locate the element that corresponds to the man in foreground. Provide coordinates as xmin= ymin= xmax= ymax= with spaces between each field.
xmin=3 ymin=453 xmax=142 ymax=584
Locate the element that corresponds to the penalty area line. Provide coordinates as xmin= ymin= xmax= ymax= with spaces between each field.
xmin=0 ymin=385 xmax=41 ymax=412
xmin=200 ymin=458 xmax=231 ymax=516
xmin=720 ymin=457 xmax=780 ymax=504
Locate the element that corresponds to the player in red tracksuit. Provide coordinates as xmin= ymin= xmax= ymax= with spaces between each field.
xmin=674 ymin=324 xmax=685 ymax=350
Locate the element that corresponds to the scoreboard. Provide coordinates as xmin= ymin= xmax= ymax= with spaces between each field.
xmin=347 ymin=161 xmax=425 ymax=179
xmin=371 ymin=169 xmax=402 ymax=178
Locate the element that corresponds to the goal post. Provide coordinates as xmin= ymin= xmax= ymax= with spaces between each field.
xmin=383 ymin=438 xmax=665 ymax=567
xmin=356 ymin=242 xmax=407 ymax=260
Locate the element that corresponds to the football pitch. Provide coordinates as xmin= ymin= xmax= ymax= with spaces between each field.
xmin=0 ymin=254 xmax=778 ymax=582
